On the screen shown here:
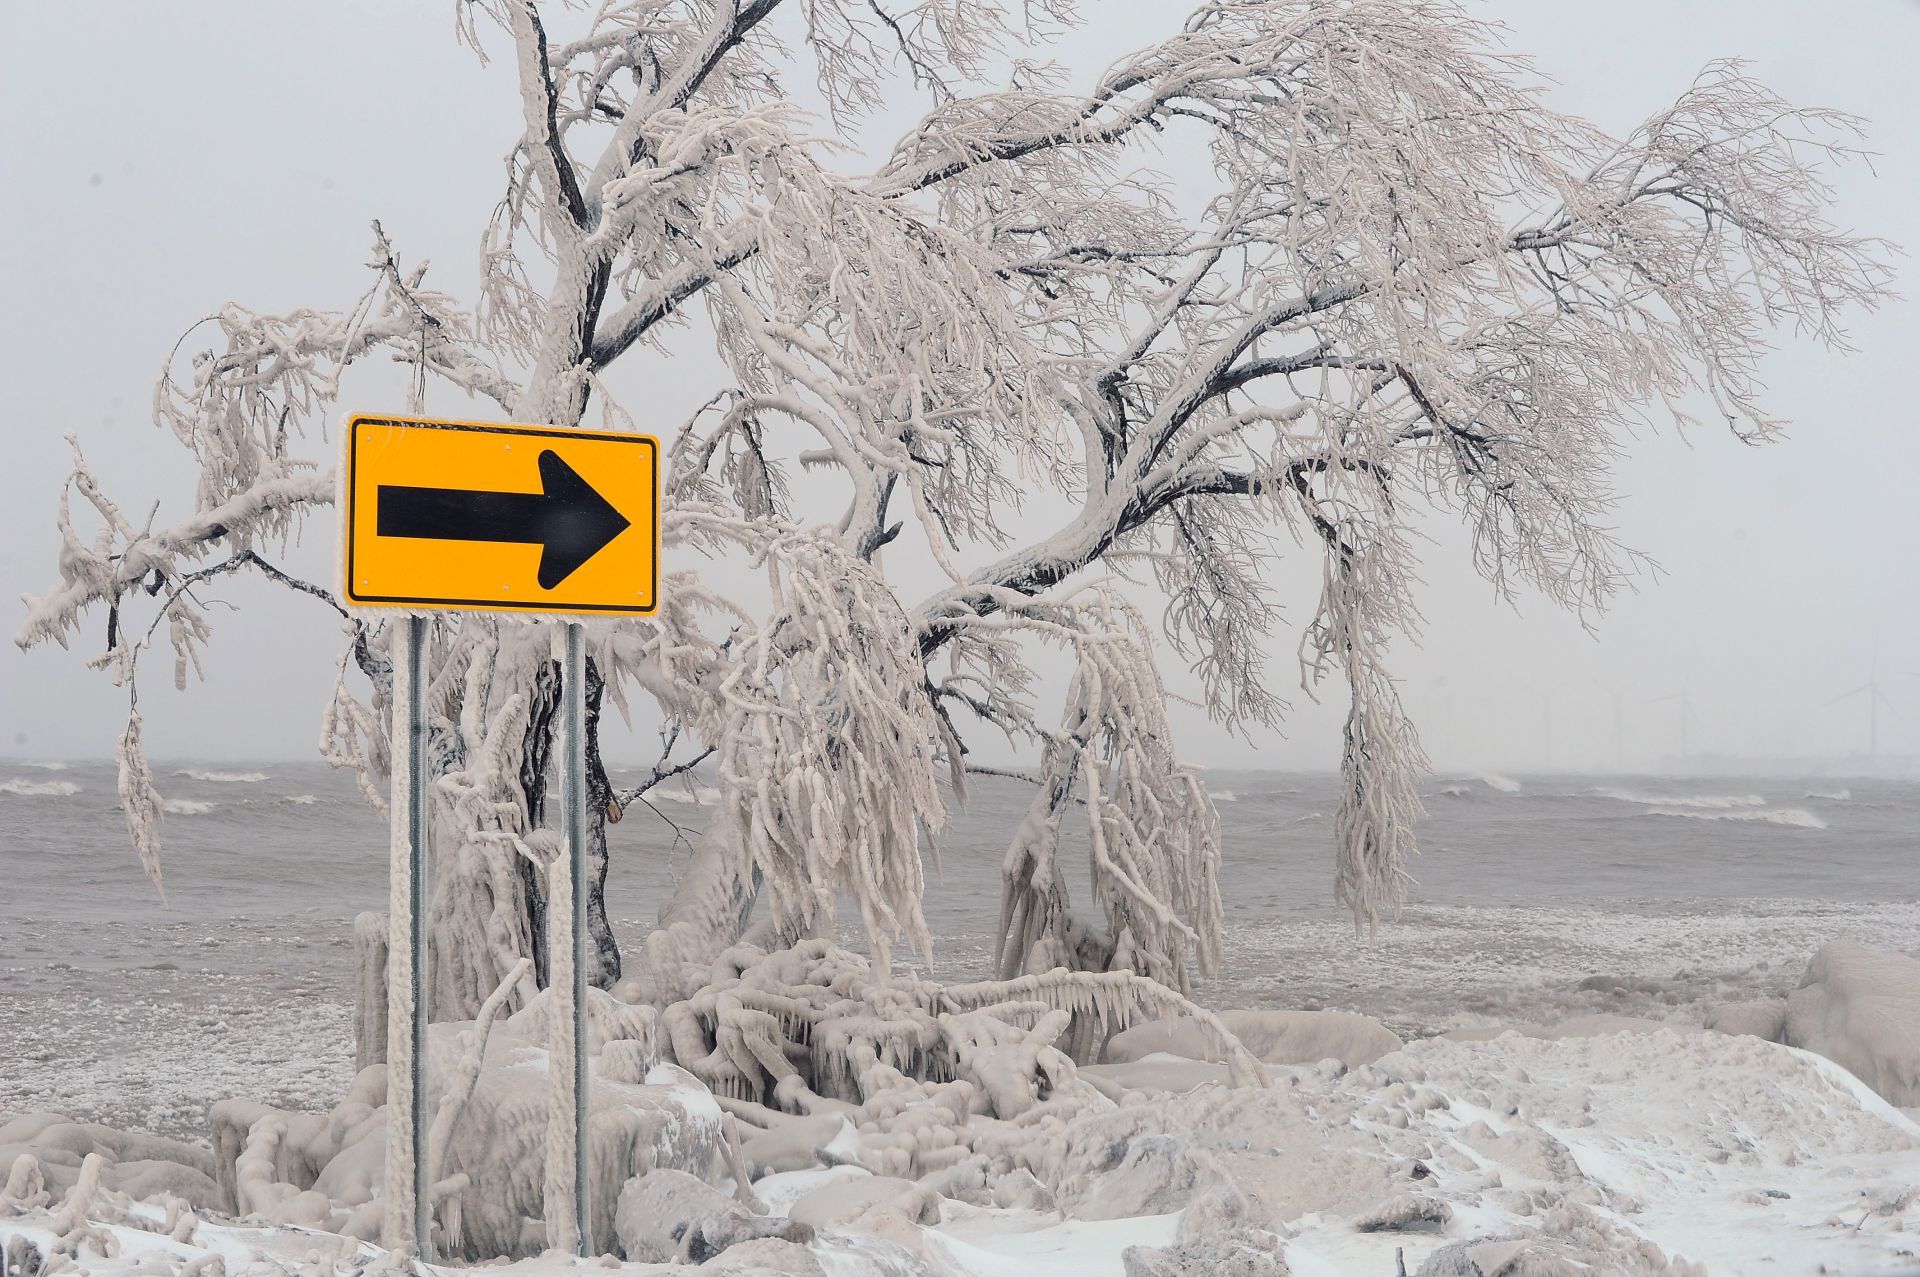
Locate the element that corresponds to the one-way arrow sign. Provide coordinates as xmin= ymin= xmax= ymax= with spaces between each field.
xmin=376 ymin=449 xmax=632 ymax=590
xmin=342 ymin=414 xmax=659 ymax=616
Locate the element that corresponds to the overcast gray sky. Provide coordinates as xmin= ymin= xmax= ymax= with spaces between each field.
xmin=3 ymin=1 xmax=1916 ymax=773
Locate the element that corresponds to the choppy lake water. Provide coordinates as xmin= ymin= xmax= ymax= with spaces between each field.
xmin=3 ymin=759 xmax=1915 ymax=1141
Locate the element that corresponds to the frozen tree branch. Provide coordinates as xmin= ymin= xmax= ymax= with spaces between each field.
xmin=22 ymin=0 xmax=1893 ymax=1013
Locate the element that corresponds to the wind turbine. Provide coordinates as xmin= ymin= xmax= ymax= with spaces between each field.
xmin=1590 ymin=678 xmax=1632 ymax=771
xmin=1650 ymin=679 xmax=1698 ymax=767
xmin=1826 ymin=642 xmax=1900 ymax=762
xmin=1518 ymin=679 xmax=1568 ymax=771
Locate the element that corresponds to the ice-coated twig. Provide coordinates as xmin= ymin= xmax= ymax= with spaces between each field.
xmin=16 ymin=0 xmax=1892 ymax=1037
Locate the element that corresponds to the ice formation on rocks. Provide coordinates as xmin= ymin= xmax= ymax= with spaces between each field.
xmin=4 ymin=0 xmax=1903 ymax=1272
xmin=1782 ymin=942 xmax=1920 ymax=1107
xmin=1105 ymin=1009 xmax=1403 ymax=1069
xmin=7 ymin=1022 xmax=1920 ymax=1275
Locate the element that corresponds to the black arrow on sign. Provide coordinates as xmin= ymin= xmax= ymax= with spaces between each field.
xmin=377 ymin=449 xmax=632 ymax=590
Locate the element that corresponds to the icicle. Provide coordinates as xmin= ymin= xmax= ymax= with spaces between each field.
xmin=114 ymin=711 xmax=166 ymax=903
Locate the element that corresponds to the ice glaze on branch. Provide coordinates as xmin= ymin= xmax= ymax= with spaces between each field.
xmin=21 ymin=0 xmax=1891 ymax=1011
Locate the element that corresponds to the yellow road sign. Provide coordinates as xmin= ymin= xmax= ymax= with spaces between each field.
xmin=341 ymin=414 xmax=659 ymax=616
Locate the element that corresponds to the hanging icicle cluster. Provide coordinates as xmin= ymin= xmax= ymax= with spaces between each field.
xmin=16 ymin=0 xmax=1892 ymax=1006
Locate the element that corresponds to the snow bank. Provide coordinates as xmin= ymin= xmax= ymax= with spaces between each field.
xmin=1039 ymin=1028 xmax=1920 ymax=1275
xmin=1783 ymin=942 xmax=1920 ymax=1106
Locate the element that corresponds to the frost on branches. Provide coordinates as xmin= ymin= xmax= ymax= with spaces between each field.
xmin=12 ymin=0 xmax=1891 ymax=1258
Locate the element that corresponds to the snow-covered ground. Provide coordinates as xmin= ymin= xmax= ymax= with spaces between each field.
xmin=6 ymin=1026 xmax=1918 ymax=1275
xmin=5 ymin=767 xmax=1917 ymax=1272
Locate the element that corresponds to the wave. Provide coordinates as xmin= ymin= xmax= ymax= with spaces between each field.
xmin=163 ymin=798 xmax=215 ymax=815
xmin=1 ymin=778 xmax=80 ymax=797
xmin=649 ymin=785 xmax=722 ymax=805
xmin=1804 ymin=788 xmax=1851 ymax=802
xmin=181 ymin=770 xmax=268 ymax=783
xmin=1596 ymin=789 xmax=1767 ymax=810
xmin=1642 ymin=806 xmax=1825 ymax=830
xmin=1477 ymin=774 xmax=1521 ymax=793
xmin=1211 ymin=790 xmax=1238 ymax=803
xmin=282 ymin=794 xmax=318 ymax=806
xmin=21 ymin=761 xmax=70 ymax=771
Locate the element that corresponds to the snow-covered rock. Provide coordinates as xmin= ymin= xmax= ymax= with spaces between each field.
xmin=1080 ymin=1058 xmax=1233 ymax=1098
xmin=6 ymin=1027 xmax=1918 ymax=1276
xmin=0 ymin=1116 xmax=221 ymax=1211
xmin=1783 ymin=942 xmax=1920 ymax=1106
xmin=785 ymin=1174 xmax=938 ymax=1228
xmin=1105 ymin=1009 xmax=1402 ymax=1069
xmin=614 ymin=1167 xmax=809 ymax=1263
xmin=188 ymin=991 xmax=729 ymax=1258
xmin=1038 ymin=1027 xmax=1920 ymax=1274
xmin=1703 ymin=999 xmax=1789 ymax=1041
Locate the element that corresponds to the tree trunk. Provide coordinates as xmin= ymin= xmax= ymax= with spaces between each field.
xmin=516 ymin=653 xmax=619 ymax=990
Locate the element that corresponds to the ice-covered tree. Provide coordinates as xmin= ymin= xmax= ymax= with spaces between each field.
xmin=18 ymin=0 xmax=1890 ymax=1028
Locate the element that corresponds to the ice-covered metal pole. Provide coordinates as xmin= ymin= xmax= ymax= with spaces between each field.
xmin=385 ymin=613 xmax=431 ymax=1258
xmin=545 ymin=621 xmax=592 ymax=1254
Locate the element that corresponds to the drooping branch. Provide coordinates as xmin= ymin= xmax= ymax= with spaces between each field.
xmin=21 ymin=0 xmax=1892 ymax=1006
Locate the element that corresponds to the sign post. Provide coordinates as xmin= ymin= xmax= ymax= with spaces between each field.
xmin=344 ymin=413 xmax=658 ymax=1259
xmin=385 ymin=612 xmax=432 ymax=1258
xmin=562 ymin=620 xmax=591 ymax=1251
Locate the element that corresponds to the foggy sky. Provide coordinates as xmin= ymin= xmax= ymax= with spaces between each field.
xmin=3 ymin=0 xmax=1916 ymax=773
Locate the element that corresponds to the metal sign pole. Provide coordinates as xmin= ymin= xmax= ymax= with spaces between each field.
xmin=561 ymin=620 xmax=590 ymax=1254
xmin=386 ymin=613 xmax=432 ymax=1260
xmin=348 ymin=411 xmax=658 ymax=1260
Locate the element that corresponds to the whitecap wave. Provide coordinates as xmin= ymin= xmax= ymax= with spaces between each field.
xmin=283 ymin=794 xmax=318 ymax=806
xmin=1597 ymin=788 xmax=1767 ymax=810
xmin=1211 ymin=790 xmax=1238 ymax=803
xmin=21 ymin=761 xmax=70 ymax=771
xmin=1 ymin=778 xmax=80 ymax=797
xmin=1430 ymin=783 xmax=1473 ymax=798
xmin=182 ymin=770 xmax=268 ymax=783
xmin=1804 ymin=788 xmax=1851 ymax=802
xmin=650 ymin=785 xmax=721 ymax=805
xmin=1478 ymin=774 xmax=1521 ymax=793
xmin=1643 ymin=806 xmax=1825 ymax=829
xmin=163 ymin=798 xmax=215 ymax=815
